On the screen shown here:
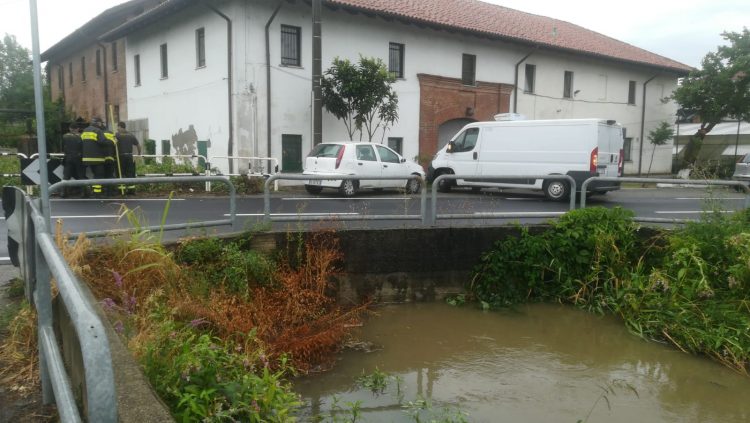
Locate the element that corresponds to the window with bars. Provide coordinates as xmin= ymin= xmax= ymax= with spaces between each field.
xmin=281 ymin=25 xmax=301 ymax=66
xmin=628 ymin=80 xmax=636 ymax=105
xmin=563 ymin=70 xmax=574 ymax=98
xmin=134 ymin=54 xmax=141 ymax=86
xmin=389 ymin=43 xmax=404 ymax=79
xmin=462 ymin=54 xmax=476 ymax=86
xmin=160 ymin=43 xmax=168 ymax=78
xmin=387 ymin=137 xmax=403 ymax=154
xmin=524 ymin=64 xmax=535 ymax=93
xmin=111 ymin=41 xmax=118 ymax=71
xmin=96 ymin=49 xmax=102 ymax=76
xmin=57 ymin=66 xmax=64 ymax=90
xmin=196 ymin=27 xmax=206 ymax=68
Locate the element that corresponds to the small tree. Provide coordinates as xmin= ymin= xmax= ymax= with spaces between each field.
xmin=646 ymin=121 xmax=674 ymax=176
xmin=321 ymin=56 xmax=398 ymax=142
xmin=672 ymin=28 xmax=750 ymax=167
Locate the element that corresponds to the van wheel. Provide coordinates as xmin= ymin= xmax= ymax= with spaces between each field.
xmin=305 ymin=185 xmax=323 ymax=195
xmin=339 ymin=180 xmax=358 ymax=197
xmin=436 ymin=172 xmax=453 ymax=193
xmin=543 ymin=180 xmax=570 ymax=201
xmin=405 ymin=177 xmax=421 ymax=194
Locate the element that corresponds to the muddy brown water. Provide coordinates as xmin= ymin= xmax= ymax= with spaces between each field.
xmin=294 ymin=303 xmax=749 ymax=423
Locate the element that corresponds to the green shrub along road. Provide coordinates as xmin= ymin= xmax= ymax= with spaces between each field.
xmin=472 ymin=207 xmax=750 ymax=375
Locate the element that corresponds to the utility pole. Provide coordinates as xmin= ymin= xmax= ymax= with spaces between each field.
xmin=29 ymin=0 xmax=50 ymax=227
xmin=312 ymin=0 xmax=322 ymax=145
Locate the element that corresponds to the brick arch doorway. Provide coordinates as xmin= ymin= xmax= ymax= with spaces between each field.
xmin=438 ymin=118 xmax=476 ymax=150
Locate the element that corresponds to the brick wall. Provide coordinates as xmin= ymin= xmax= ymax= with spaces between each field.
xmin=48 ymin=38 xmax=128 ymax=125
xmin=418 ymin=74 xmax=512 ymax=157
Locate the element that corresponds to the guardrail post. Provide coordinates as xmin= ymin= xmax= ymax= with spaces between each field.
xmin=420 ymin=176 xmax=427 ymax=226
xmin=263 ymin=175 xmax=274 ymax=223
xmin=33 ymin=231 xmax=53 ymax=404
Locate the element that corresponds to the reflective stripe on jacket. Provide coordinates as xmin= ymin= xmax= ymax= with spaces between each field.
xmin=81 ymin=125 xmax=106 ymax=163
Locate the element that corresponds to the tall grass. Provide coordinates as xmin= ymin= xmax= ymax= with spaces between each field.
xmin=472 ymin=207 xmax=750 ymax=375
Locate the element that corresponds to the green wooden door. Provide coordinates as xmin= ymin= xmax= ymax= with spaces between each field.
xmin=281 ymin=134 xmax=303 ymax=173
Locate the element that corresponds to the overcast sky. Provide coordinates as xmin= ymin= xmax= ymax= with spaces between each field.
xmin=1 ymin=0 xmax=748 ymax=68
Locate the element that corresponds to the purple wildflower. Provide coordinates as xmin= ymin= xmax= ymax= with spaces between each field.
xmin=114 ymin=321 xmax=125 ymax=334
xmin=112 ymin=271 xmax=123 ymax=289
xmin=189 ymin=318 xmax=208 ymax=328
xmin=101 ymin=298 xmax=116 ymax=311
xmin=126 ymin=295 xmax=137 ymax=313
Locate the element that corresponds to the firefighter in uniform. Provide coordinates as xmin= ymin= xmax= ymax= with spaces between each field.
xmin=80 ymin=117 xmax=106 ymax=196
xmin=103 ymin=126 xmax=118 ymax=195
xmin=61 ymin=123 xmax=85 ymax=197
xmin=115 ymin=121 xmax=141 ymax=194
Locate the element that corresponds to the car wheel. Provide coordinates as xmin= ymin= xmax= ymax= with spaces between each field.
xmin=543 ymin=180 xmax=570 ymax=201
xmin=305 ymin=185 xmax=323 ymax=195
xmin=405 ymin=177 xmax=421 ymax=194
xmin=339 ymin=180 xmax=358 ymax=197
xmin=436 ymin=171 xmax=453 ymax=193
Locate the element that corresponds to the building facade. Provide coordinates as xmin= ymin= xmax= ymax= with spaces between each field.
xmin=42 ymin=0 xmax=162 ymax=127
xmin=97 ymin=0 xmax=690 ymax=174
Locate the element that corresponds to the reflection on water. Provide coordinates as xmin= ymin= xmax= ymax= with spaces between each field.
xmin=294 ymin=303 xmax=750 ymax=422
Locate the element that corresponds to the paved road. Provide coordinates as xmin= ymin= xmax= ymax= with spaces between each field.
xmin=0 ymin=186 xmax=746 ymax=263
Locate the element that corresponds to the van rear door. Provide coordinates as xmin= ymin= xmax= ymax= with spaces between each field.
xmin=597 ymin=123 xmax=623 ymax=177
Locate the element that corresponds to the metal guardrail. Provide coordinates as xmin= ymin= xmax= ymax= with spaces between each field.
xmin=49 ymin=176 xmax=237 ymax=238
xmin=212 ymin=155 xmax=279 ymax=175
xmin=263 ymin=174 xmax=427 ymax=224
xmin=9 ymin=187 xmax=117 ymax=422
xmin=429 ymin=174 xmax=577 ymax=225
xmin=580 ymin=176 xmax=750 ymax=223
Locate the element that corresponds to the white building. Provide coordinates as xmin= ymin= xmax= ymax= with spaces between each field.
xmin=100 ymin=0 xmax=691 ymax=175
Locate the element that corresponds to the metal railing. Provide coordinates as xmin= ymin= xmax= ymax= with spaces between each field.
xmin=212 ymin=155 xmax=279 ymax=176
xmin=580 ymin=176 xmax=750 ymax=222
xmin=8 ymin=187 xmax=117 ymax=422
xmin=429 ymin=174 xmax=577 ymax=225
xmin=49 ymin=176 xmax=237 ymax=238
xmin=263 ymin=174 xmax=427 ymax=224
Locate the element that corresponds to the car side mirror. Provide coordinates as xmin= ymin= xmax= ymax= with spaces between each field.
xmin=400 ymin=157 xmax=406 ymax=163
xmin=447 ymin=142 xmax=454 ymax=153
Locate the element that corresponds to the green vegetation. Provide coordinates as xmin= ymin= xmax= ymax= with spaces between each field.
xmin=472 ymin=207 xmax=750 ymax=375
xmin=74 ymin=225 xmax=366 ymax=421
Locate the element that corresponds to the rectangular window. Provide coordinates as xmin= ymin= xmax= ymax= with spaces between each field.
xmin=160 ymin=44 xmax=168 ymax=78
xmin=111 ymin=41 xmax=118 ymax=71
xmin=57 ymin=66 xmax=64 ymax=90
xmin=69 ymin=62 xmax=73 ymax=86
xmin=563 ymin=70 xmax=574 ymax=98
xmin=96 ymin=49 xmax=102 ymax=76
xmin=628 ymin=80 xmax=636 ymax=105
xmin=281 ymin=25 xmax=301 ymax=66
xmin=388 ymin=42 xmax=404 ymax=79
xmin=387 ymin=137 xmax=403 ymax=155
xmin=461 ymin=54 xmax=476 ymax=86
xmin=81 ymin=56 xmax=86 ymax=82
xmin=196 ymin=27 xmax=206 ymax=68
xmin=524 ymin=64 xmax=536 ymax=93
xmin=134 ymin=54 xmax=141 ymax=86
xmin=113 ymin=105 xmax=120 ymax=125
xmin=623 ymin=137 xmax=633 ymax=161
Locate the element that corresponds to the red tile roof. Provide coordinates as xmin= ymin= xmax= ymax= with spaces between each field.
xmin=328 ymin=0 xmax=692 ymax=73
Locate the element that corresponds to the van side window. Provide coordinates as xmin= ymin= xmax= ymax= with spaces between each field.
xmin=356 ymin=145 xmax=377 ymax=161
xmin=452 ymin=128 xmax=479 ymax=152
xmin=376 ymin=145 xmax=400 ymax=163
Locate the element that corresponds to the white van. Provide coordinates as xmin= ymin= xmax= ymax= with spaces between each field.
xmin=427 ymin=118 xmax=624 ymax=200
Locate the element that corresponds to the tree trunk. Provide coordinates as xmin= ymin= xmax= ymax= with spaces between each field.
xmin=680 ymin=122 xmax=717 ymax=168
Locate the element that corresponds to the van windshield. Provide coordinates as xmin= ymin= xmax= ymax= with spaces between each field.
xmin=308 ymin=144 xmax=343 ymax=158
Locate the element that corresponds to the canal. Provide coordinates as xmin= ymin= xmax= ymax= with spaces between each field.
xmin=295 ymin=303 xmax=749 ymax=422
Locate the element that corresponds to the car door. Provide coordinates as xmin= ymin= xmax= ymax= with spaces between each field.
xmin=354 ymin=144 xmax=382 ymax=188
xmin=375 ymin=145 xmax=407 ymax=188
xmin=448 ymin=127 xmax=480 ymax=182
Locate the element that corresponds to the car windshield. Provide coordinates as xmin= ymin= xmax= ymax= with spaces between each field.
xmin=308 ymin=144 xmax=343 ymax=158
